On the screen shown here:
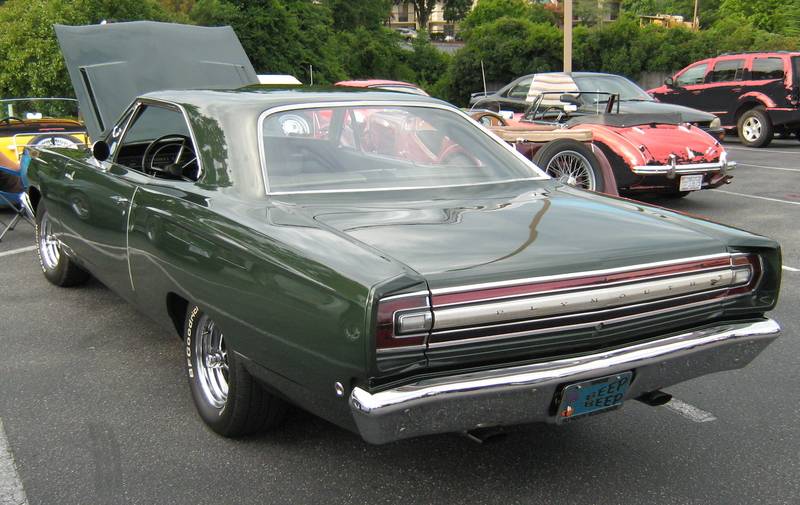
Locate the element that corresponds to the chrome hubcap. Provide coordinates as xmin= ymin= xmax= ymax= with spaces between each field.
xmin=194 ymin=316 xmax=229 ymax=409
xmin=545 ymin=150 xmax=596 ymax=190
xmin=742 ymin=117 xmax=762 ymax=142
xmin=38 ymin=213 xmax=60 ymax=270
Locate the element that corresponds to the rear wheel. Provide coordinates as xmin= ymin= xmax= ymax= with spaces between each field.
xmin=534 ymin=139 xmax=605 ymax=192
xmin=737 ymin=107 xmax=773 ymax=147
xmin=35 ymin=202 xmax=89 ymax=286
xmin=184 ymin=305 xmax=286 ymax=437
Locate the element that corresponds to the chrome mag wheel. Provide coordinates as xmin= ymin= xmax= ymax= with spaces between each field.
xmin=544 ymin=150 xmax=597 ymax=190
xmin=193 ymin=315 xmax=229 ymax=409
xmin=38 ymin=212 xmax=61 ymax=270
xmin=742 ymin=116 xmax=762 ymax=142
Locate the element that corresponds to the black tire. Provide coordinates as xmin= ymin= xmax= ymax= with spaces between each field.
xmin=533 ymin=139 xmax=606 ymax=192
xmin=28 ymin=134 xmax=84 ymax=150
xmin=34 ymin=201 xmax=89 ymax=287
xmin=184 ymin=305 xmax=286 ymax=437
xmin=737 ymin=107 xmax=773 ymax=148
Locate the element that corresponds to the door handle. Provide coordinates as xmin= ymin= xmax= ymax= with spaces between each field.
xmin=731 ymin=87 xmax=742 ymax=92
xmin=691 ymin=90 xmax=702 ymax=95
xmin=109 ymin=195 xmax=129 ymax=206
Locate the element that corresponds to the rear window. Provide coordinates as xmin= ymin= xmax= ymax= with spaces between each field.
xmin=260 ymin=105 xmax=544 ymax=193
xmin=707 ymin=59 xmax=745 ymax=83
xmin=751 ymin=58 xmax=785 ymax=80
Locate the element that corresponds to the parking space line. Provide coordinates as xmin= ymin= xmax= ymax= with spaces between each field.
xmin=738 ymin=163 xmax=800 ymax=173
xmin=783 ymin=265 xmax=800 ymax=272
xmin=663 ymin=399 xmax=717 ymax=423
xmin=711 ymin=189 xmax=800 ymax=206
xmin=0 ymin=418 xmax=28 ymax=505
xmin=0 ymin=246 xmax=36 ymax=258
xmin=726 ymin=146 xmax=800 ymax=155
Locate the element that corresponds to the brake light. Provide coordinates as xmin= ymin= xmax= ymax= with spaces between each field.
xmin=375 ymin=293 xmax=432 ymax=350
xmin=727 ymin=254 xmax=762 ymax=295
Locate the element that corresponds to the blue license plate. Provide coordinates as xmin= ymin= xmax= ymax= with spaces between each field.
xmin=556 ymin=371 xmax=633 ymax=423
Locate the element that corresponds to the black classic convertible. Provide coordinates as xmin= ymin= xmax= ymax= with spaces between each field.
xmin=22 ymin=22 xmax=782 ymax=444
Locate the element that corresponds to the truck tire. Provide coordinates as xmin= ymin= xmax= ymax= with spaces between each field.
xmin=737 ymin=107 xmax=773 ymax=148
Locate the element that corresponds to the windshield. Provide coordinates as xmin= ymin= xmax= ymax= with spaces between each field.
xmin=261 ymin=105 xmax=545 ymax=193
xmin=0 ymin=98 xmax=80 ymax=121
xmin=574 ymin=75 xmax=653 ymax=102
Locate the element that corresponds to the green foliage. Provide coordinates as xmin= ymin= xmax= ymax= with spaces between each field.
xmin=334 ymin=27 xmax=415 ymax=81
xmin=460 ymin=0 xmax=557 ymax=34
xmin=447 ymin=17 xmax=562 ymax=104
xmin=325 ymin=0 xmax=391 ymax=31
xmin=719 ymin=0 xmax=800 ymax=35
xmin=408 ymin=31 xmax=451 ymax=88
xmin=443 ymin=0 xmax=474 ymax=23
xmin=0 ymin=0 xmax=174 ymax=98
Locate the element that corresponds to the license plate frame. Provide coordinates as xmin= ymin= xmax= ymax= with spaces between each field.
xmin=679 ymin=174 xmax=704 ymax=192
xmin=555 ymin=371 xmax=633 ymax=423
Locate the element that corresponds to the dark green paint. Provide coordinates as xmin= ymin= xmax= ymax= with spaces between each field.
xmin=25 ymin=89 xmax=780 ymax=433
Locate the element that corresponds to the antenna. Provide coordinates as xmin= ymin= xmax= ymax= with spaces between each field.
xmin=481 ymin=60 xmax=487 ymax=97
xmin=310 ymin=65 xmax=314 ymax=86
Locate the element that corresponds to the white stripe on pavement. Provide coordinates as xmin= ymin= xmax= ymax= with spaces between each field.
xmin=738 ymin=163 xmax=800 ymax=173
xmin=711 ymin=189 xmax=800 ymax=206
xmin=783 ymin=265 xmax=800 ymax=272
xmin=0 ymin=419 xmax=28 ymax=505
xmin=0 ymin=246 xmax=36 ymax=258
xmin=726 ymin=146 xmax=800 ymax=155
xmin=663 ymin=399 xmax=717 ymax=423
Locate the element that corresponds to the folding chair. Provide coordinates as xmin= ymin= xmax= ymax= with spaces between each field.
xmin=0 ymin=150 xmax=34 ymax=242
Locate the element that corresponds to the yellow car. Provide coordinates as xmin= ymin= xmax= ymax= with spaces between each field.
xmin=1 ymin=98 xmax=88 ymax=170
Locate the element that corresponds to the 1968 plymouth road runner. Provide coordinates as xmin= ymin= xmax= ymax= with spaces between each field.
xmin=24 ymin=22 xmax=782 ymax=444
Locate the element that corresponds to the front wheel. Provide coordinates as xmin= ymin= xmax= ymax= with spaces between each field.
xmin=737 ymin=107 xmax=773 ymax=147
xmin=35 ymin=202 xmax=89 ymax=286
xmin=184 ymin=305 xmax=286 ymax=437
xmin=533 ymin=139 xmax=605 ymax=192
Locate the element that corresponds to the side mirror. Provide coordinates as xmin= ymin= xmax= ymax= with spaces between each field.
xmin=559 ymin=94 xmax=581 ymax=106
xmin=664 ymin=76 xmax=675 ymax=88
xmin=92 ymin=140 xmax=110 ymax=162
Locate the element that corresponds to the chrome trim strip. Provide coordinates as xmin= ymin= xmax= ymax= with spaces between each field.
xmin=432 ymin=265 xmax=733 ymax=308
xmin=256 ymin=100 xmax=549 ymax=196
xmin=433 ymin=268 xmax=737 ymax=330
xmin=427 ymin=292 xmax=732 ymax=348
xmin=376 ymin=344 xmax=426 ymax=355
xmin=632 ymin=161 xmax=737 ymax=174
xmin=350 ymin=319 xmax=781 ymax=444
xmin=429 ymin=253 xmax=732 ymax=295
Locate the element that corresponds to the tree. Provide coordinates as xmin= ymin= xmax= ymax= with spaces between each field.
xmin=0 ymin=0 xmax=174 ymax=98
xmin=326 ymin=0 xmax=392 ymax=31
xmin=443 ymin=0 xmax=472 ymax=23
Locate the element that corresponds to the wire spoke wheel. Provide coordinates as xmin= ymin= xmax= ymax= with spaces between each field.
xmin=545 ymin=150 xmax=597 ymax=190
xmin=193 ymin=315 xmax=229 ymax=409
xmin=38 ymin=212 xmax=61 ymax=270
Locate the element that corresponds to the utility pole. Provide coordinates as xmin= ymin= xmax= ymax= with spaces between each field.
xmin=693 ymin=0 xmax=700 ymax=29
xmin=564 ymin=0 xmax=573 ymax=74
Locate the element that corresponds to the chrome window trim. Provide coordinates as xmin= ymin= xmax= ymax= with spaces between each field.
xmin=427 ymin=292 xmax=735 ymax=349
xmin=429 ymin=253 xmax=733 ymax=296
xmin=110 ymin=97 xmax=204 ymax=182
xmin=256 ymin=100 xmax=549 ymax=195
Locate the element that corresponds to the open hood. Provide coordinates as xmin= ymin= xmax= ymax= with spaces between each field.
xmin=55 ymin=21 xmax=258 ymax=140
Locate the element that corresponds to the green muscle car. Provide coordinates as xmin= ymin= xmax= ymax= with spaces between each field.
xmin=24 ymin=22 xmax=782 ymax=444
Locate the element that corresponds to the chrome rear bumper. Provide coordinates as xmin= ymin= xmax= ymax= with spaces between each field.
xmin=350 ymin=319 xmax=780 ymax=444
xmin=632 ymin=160 xmax=736 ymax=175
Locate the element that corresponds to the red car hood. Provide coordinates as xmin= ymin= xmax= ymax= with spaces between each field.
xmin=570 ymin=122 xmax=723 ymax=166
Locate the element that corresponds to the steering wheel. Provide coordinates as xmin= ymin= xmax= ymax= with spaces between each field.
xmin=470 ymin=111 xmax=508 ymax=127
xmin=0 ymin=116 xmax=26 ymax=125
xmin=142 ymin=134 xmax=198 ymax=181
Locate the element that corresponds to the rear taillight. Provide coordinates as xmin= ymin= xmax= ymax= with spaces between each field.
xmin=728 ymin=254 xmax=762 ymax=295
xmin=376 ymin=293 xmax=432 ymax=350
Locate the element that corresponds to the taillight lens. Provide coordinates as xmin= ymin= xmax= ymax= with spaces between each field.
xmin=728 ymin=254 xmax=762 ymax=295
xmin=376 ymin=293 xmax=432 ymax=350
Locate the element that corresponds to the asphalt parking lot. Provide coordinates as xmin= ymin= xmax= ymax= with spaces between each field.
xmin=0 ymin=138 xmax=798 ymax=505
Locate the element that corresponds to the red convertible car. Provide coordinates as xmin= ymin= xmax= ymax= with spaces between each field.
xmin=335 ymin=79 xmax=429 ymax=96
xmin=493 ymin=90 xmax=735 ymax=198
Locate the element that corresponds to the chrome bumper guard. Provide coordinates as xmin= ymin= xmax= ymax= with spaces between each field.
xmin=632 ymin=160 xmax=736 ymax=176
xmin=350 ymin=319 xmax=780 ymax=444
